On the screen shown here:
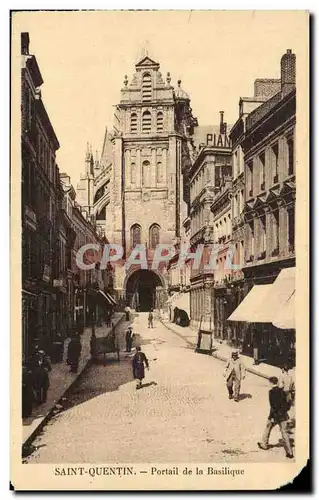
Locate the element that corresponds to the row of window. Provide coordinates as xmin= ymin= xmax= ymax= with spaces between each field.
xmin=214 ymin=213 xmax=232 ymax=241
xmin=129 ymin=160 xmax=165 ymax=185
xmin=130 ymin=111 xmax=164 ymax=133
xmin=246 ymin=207 xmax=295 ymax=260
xmin=130 ymin=223 xmax=160 ymax=249
xmin=246 ymin=136 xmax=294 ymax=199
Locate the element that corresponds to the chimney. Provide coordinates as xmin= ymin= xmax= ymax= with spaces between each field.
xmin=281 ymin=49 xmax=296 ymax=93
xmin=21 ymin=32 xmax=30 ymax=55
xmin=219 ymin=111 xmax=224 ymax=135
xmin=219 ymin=111 xmax=227 ymax=135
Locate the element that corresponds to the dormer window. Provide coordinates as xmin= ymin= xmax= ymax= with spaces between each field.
xmin=142 ymin=73 xmax=152 ymax=101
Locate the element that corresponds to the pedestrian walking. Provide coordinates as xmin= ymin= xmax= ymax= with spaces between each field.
xmin=125 ymin=327 xmax=133 ymax=352
xmin=132 ymin=346 xmax=149 ymax=389
xmin=148 ymin=310 xmax=154 ymax=328
xmin=257 ymin=376 xmax=294 ymax=459
xmin=278 ymin=364 xmax=295 ymax=410
xmin=67 ymin=335 xmax=82 ymax=373
xmin=125 ymin=305 xmax=131 ymax=321
xmin=224 ymin=349 xmax=245 ymax=402
xmin=29 ymin=350 xmax=51 ymax=405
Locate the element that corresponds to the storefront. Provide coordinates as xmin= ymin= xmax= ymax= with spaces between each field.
xmin=227 ymin=268 xmax=295 ymax=367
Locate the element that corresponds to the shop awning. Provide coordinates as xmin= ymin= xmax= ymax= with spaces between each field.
xmin=98 ymin=290 xmax=113 ymax=306
xmin=227 ymin=284 xmax=272 ymax=322
xmin=272 ymin=291 xmax=295 ymax=329
xmin=227 ymin=267 xmax=295 ymax=326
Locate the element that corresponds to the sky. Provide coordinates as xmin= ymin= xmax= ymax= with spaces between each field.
xmin=13 ymin=10 xmax=307 ymax=187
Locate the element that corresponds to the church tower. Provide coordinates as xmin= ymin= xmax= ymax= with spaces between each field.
xmin=104 ymin=54 xmax=197 ymax=304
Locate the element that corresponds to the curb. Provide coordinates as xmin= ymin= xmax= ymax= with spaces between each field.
xmin=22 ymin=314 xmax=125 ymax=451
xmin=160 ymin=319 xmax=270 ymax=380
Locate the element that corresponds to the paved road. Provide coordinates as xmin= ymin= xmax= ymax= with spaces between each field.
xmin=25 ymin=313 xmax=293 ymax=463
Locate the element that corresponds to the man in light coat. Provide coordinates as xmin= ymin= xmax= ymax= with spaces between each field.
xmin=224 ymin=349 xmax=246 ymax=402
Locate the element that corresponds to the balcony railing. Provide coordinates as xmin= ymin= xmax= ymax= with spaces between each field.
xmin=246 ymin=92 xmax=282 ymax=131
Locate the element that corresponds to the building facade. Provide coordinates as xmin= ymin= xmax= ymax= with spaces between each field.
xmin=210 ymin=176 xmax=234 ymax=340
xmin=77 ymin=54 xmax=198 ymax=310
xmin=228 ymin=49 xmax=296 ymax=365
xmin=228 ymin=75 xmax=284 ymax=349
xmin=189 ymin=116 xmax=232 ymax=328
xmin=21 ymin=33 xmax=63 ymax=359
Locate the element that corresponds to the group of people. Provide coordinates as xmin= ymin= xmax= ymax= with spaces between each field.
xmin=22 ymin=333 xmax=83 ymax=419
xmin=224 ymin=349 xmax=295 ymax=459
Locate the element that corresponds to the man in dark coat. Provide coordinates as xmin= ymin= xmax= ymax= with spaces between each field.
xmin=258 ymin=376 xmax=293 ymax=458
xmin=29 ymin=350 xmax=51 ymax=404
xmin=67 ymin=335 xmax=82 ymax=373
xmin=132 ymin=346 xmax=149 ymax=389
xmin=125 ymin=327 xmax=133 ymax=352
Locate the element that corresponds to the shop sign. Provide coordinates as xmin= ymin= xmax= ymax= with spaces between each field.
xmin=206 ymin=133 xmax=232 ymax=148
xmin=42 ymin=265 xmax=51 ymax=283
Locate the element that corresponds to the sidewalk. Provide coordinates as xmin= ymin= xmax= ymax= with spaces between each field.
xmin=160 ymin=318 xmax=283 ymax=380
xmin=22 ymin=312 xmax=125 ymax=447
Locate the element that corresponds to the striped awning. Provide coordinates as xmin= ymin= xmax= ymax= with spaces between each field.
xmin=227 ymin=285 xmax=272 ymax=322
xmin=228 ymin=267 xmax=295 ymax=328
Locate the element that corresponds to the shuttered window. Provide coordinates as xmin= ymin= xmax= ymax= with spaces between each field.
xmin=142 ymin=73 xmax=152 ymax=101
xmin=142 ymin=111 xmax=152 ymax=133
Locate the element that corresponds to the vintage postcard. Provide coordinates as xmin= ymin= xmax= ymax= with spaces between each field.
xmin=11 ymin=10 xmax=309 ymax=491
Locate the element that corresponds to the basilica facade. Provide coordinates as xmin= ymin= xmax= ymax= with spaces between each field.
xmin=76 ymin=54 xmax=198 ymax=310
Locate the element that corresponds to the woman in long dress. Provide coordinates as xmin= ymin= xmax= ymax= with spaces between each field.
xmin=132 ymin=346 xmax=149 ymax=389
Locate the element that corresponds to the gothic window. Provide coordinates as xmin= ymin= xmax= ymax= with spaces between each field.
xmin=131 ymin=224 xmax=141 ymax=248
xmin=130 ymin=162 xmax=136 ymax=184
xmin=157 ymin=112 xmax=163 ymax=131
xmin=156 ymin=162 xmax=163 ymax=183
xmin=142 ymin=73 xmax=152 ymax=101
xmin=130 ymin=113 xmax=137 ymax=133
xmin=142 ymin=111 xmax=152 ymax=133
xmin=142 ymin=160 xmax=150 ymax=186
xmin=149 ymin=224 xmax=160 ymax=249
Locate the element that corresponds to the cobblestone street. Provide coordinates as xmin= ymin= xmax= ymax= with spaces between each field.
xmin=25 ymin=313 xmax=293 ymax=464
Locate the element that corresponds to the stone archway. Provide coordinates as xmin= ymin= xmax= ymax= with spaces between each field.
xmin=125 ymin=269 xmax=166 ymax=312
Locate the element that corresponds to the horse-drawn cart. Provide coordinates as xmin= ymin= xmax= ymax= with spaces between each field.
xmin=91 ymin=328 xmax=120 ymax=363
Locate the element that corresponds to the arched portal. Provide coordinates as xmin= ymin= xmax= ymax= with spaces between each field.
xmin=125 ymin=269 xmax=166 ymax=312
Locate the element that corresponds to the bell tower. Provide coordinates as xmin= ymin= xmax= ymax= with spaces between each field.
xmin=105 ymin=54 xmax=198 ymax=298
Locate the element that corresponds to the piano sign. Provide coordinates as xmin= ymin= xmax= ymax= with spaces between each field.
xmin=206 ymin=133 xmax=232 ymax=149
